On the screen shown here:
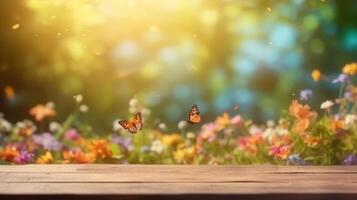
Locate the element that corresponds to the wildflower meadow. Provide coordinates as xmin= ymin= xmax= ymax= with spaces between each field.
xmin=1 ymin=64 xmax=356 ymax=165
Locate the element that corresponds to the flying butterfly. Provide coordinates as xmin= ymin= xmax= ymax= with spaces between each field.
xmin=118 ymin=112 xmax=143 ymax=134
xmin=187 ymin=104 xmax=201 ymax=124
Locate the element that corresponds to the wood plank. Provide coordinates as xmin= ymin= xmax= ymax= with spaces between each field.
xmin=1 ymin=165 xmax=357 ymax=199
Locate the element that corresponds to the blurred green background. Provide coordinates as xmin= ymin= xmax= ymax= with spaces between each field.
xmin=0 ymin=0 xmax=356 ymax=129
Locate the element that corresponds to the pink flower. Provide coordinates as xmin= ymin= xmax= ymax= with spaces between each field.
xmin=230 ymin=115 xmax=243 ymax=126
xmin=64 ymin=129 xmax=80 ymax=141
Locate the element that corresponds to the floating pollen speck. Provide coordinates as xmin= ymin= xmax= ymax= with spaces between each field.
xmin=12 ymin=23 xmax=20 ymax=30
xmin=266 ymin=7 xmax=272 ymax=12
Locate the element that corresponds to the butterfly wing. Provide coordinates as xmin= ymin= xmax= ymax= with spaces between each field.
xmin=118 ymin=120 xmax=137 ymax=134
xmin=187 ymin=104 xmax=201 ymax=124
xmin=133 ymin=112 xmax=143 ymax=130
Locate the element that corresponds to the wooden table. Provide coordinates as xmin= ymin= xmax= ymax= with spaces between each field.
xmin=1 ymin=165 xmax=357 ymax=200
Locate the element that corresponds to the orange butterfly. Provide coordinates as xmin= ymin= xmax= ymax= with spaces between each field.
xmin=118 ymin=112 xmax=143 ymax=134
xmin=187 ymin=104 xmax=201 ymax=124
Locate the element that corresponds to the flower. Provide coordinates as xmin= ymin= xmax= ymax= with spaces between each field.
xmin=311 ymin=69 xmax=322 ymax=82
xmin=14 ymin=149 xmax=34 ymax=164
xmin=343 ymin=155 xmax=357 ymax=165
xmin=33 ymin=133 xmax=63 ymax=151
xmin=342 ymin=62 xmax=357 ymax=75
xmin=320 ymin=100 xmax=334 ymax=110
xmin=332 ymin=74 xmax=351 ymax=84
xmin=197 ymin=123 xmax=218 ymax=142
xmin=269 ymin=145 xmax=291 ymax=159
xmin=303 ymin=135 xmax=322 ymax=147
xmin=0 ymin=117 xmax=12 ymax=133
xmin=215 ymin=113 xmax=231 ymax=130
xmin=299 ymin=89 xmax=313 ymax=101
xmin=177 ymin=120 xmax=187 ymax=130
xmin=289 ymin=100 xmax=315 ymax=120
xmin=88 ymin=139 xmax=112 ymax=160
xmin=173 ymin=145 xmax=196 ymax=164
xmin=0 ymin=145 xmax=19 ymax=162
xmin=158 ymin=123 xmax=167 ymax=131
xmin=36 ymin=151 xmax=53 ymax=164
xmin=49 ymin=122 xmax=62 ymax=133
xmin=112 ymin=135 xmax=134 ymax=152
xmin=63 ymin=149 xmax=94 ymax=164
xmin=29 ymin=103 xmax=56 ymax=121
xmin=230 ymin=115 xmax=243 ymax=126
xmin=79 ymin=104 xmax=89 ymax=113
xmin=345 ymin=114 xmax=357 ymax=128
xmin=237 ymin=134 xmax=263 ymax=155
xmin=64 ymin=129 xmax=80 ymax=141
xmin=344 ymin=85 xmax=357 ymax=101
xmin=16 ymin=120 xmax=37 ymax=137
xmin=161 ymin=134 xmax=181 ymax=147
xmin=288 ymin=154 xmax=305 ymax=165
xmin=150 ymin=140 xmax=164 ymax=154
xmin=73 ymin=94 xmax=83 ymax=103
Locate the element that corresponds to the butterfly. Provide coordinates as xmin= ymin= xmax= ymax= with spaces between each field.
xmin=118 ymin=112 xmax=143 ymax=134
xmin=187 ymin=104 xmax=201 ymax=124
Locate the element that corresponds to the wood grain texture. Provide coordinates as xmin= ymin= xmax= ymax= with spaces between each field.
xmin=1 ymin=165 xmax=357 ymax=199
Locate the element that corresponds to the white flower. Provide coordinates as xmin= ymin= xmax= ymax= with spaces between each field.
xmin=186 ymin=132 xmax=195 ymax=139
xmin=266 ymin=120 xmax=275 ymax=128
xmin=263 ymin=128 xmax=274 ymax=140
xmin=113 ymin=119 xmax=124 ymax=132
xmin=320 ymin=100 xmax=334 ymax=109
xmin=345 ymin=114 xmax=357 ymax=128
xmin=129 ymin=98 xmax=139 ymax=107
xmin=49 ymin=122 xmax=62 ymax=133
xmin=46 ymin=101 xmax=55 ymax=109
xmin=79 ymin=104 xmax=89 ymax=113
xmin=0 ymin=118 xmax=12 ymax=132
xmin=158 ymin=123 xmax=167 ymax=131
xmin=150 ymin=140 xmax=164 ymax=154
xmin=73 ymin=94 xmax=83 ymax=103
xmin=178 ymin=120 xmax=187 ymax=130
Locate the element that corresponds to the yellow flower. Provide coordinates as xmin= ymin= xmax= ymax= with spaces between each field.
xmin=161 ymin=134 xmax=181 ymax=147
xmin=29 ymin=103 xmax=56 ymax=121
xmin=88 ymin=139 xmax=112 ymax=160
xmin=173 ymin=145 xmax=196 ymax=164
xmin=342 ymin=62 xmax=357 ymax=75
xmin=36 ymin=151 xmax=53 ymax=164
xmin=311 ymin=69 xmax=322 ymax=82
xmin=215 ymin=112 xmax=231 ymax=130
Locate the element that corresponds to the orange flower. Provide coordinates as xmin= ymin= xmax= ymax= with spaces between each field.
xmin=0 ymin=145 xmax=19 ymax=162
xmin=29 ymin=103 xmax=56 ymax=121
xmin=161 ymin=133 xmax=181 ymax=147
xmin=36 ymin=151 xmax=54 ymax=164
xmin=311 ymin=69 xmax=322 ymax=82
xmin=88 ymin=139 xmax=112 ymax=160
xmin=237 ymin=134 xmax=264 ymax=155
xmin=293 ymin=118 xmax=310 ymax=134
xmin=342 ymin=62 xmax=357 ymax=75
xmin=303 ymin=135 xmax=322 ymax=147
xmin=330 ymin=118 xmax=344 ymax=131
xmin=289 ymin=100 xmax=315 ymax=120
xmin=63 ymin=150 xmax=95 ymax=164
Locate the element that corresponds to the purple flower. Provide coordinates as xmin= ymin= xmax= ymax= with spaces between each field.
xmin=112 ymin=135 xmax=134 ymax=152
xmin=343 ymin=155 xmax=357 ymax=165
xmin=64 ymin=129 xmax=80 ymax=140
xmin=32 ymin=133 xmax=63 ymax=151
xmin=288 ymin=154 xmax=305 ymax=165
xmin=333 ymin=74 xmax=351 ymax=84
xmin=14 ymin=149 xmax=34 ymax=164
xmin=299 ymin=89 xmax=313 ymax=101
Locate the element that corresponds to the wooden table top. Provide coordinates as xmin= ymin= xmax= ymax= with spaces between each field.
xmin=1 ymin=164 xmax=357 ymax=200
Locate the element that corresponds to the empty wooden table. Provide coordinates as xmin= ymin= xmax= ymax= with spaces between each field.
xmin=1 ymin=165 xmax=357 ymax=200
